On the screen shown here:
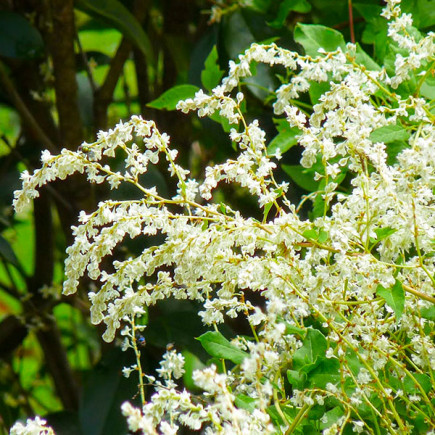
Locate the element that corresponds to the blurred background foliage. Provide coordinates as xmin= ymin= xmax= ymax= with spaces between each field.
xmin=0 ymin=0 xmax=433 ymax=433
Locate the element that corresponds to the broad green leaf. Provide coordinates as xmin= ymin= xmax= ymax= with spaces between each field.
xmin=355 ymin=44 xmax=381 ymax=71
xmin=273 ymin=118 xmax=291 ymax=133
xmin=0 ymin=12 xmax=44 ymax=59
xmin=76 ymin=0 xmax=154 ymax=66
xmin=293 ymin=328 xmax=327 ymax=370
xmin=267 ymin=127 xmax=301 ymax=155
xmin=294 ymin=23 xmax=346 ymax=57
xmin=370 ymin=124 xmax=410 ymax=144
xmin=251 ymin=0 xmax=272 ymax=13
xmin=147 ymin=85 xmax=200 ymax=110
xmin=303 ymin=228 xmax=329 ymax=243
xmin=268 ymin=0 xmax=311 ymax=28
xmin=403 ymin=373 xmax=432 ymax=395
xmin=356 ymin=393 xmax=383 ymax=419
xmin=371 ymin=227 xmax=397 ymax=245
xmin=201 ymin=46 xmax=224 ymax=91
xmin=376 ymin=280 xmax=405 ymax=321
xmin=282 ymin=165 xmax=318 ymax=192
xmin=420 ymin=305 xmax=435 ymax=321
xmin=282 ymin=323 xmax=305 ymax=338
xmin=386 ymin=141 xmax=409 ymax=165
xmin=223 ymin=11 xmax=255 ymax=59
xmin=345 ymin=347 xmax=364 ymax=376
xmin=311 ymin=193 xmax=326 ymax=220
xmin=309 ymin=80 xmax=331 ymax=105
xmin=303 ymin=229 xmax=319 ymax=240
xmin=353 ymin=3 xmax=386 ymax=46
xmin=182 ymin=350 xmax=205 ymax=392
xmin=286 ymin=0 xmax=311 ymax=13
xmin=308 ymin=358 xmax=341 ymax=388
xmin=243 ymin=62 xmax=275 ymax=101
xmin=319 ymin=407 xmax=345 ymax=430
xmin=197 ymin=331 xmax=248 ymax=365
xmin=353 ymin=3 xmax=384 ymax=22
xmin=287 ymin=369 xmax=306 ymax=389
xmin=235 ymin=394 xmax=256 ymax=412
xmin=209 ymin=111 xmax=237 ymax=133
xmin=263 ymin=202 xmax=273 ymax=221
xmin=318 ymin=229 xmax=329 ymax=243
xmin=405 ymin=0 xmax=435 ymax=29
xmin=80 ymin=348 xmax=138 ymax=435
xmin=420 ymin=73 xmax=435 ymax=100
xmin=373 ymin=31 xmax=389 ymax=63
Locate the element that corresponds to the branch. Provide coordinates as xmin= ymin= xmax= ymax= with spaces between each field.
xmin=36 ymin=318 xmax=79 ymax=410
xmin=94 ymin=38 xmax=132 ymax=131
xmin=44 ymin=0 xmax=83 ymax=149
xmin=0 ymin=60 xmax=57 ymax=153
xmin=94 ymin=0 xmax=150 ymax=131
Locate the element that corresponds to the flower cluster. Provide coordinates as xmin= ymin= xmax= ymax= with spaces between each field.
xmin=12 ymin=0 xmax=435 ymax=433
xmin=10 ymin=417 xmax=54 ymax=435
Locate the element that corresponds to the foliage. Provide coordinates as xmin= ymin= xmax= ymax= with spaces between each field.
xmin=1 ymin=0 xmax=435 ymax=434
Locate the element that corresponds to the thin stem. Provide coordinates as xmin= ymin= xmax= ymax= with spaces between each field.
xmin=131 ymin=317 xmax=146 ymax=408
xmin=0 ymin=60 xmax=57 ymax=153
xmin=285 ymin=402 xmax=311 ymax=435
xmin=348 ymin=0 xmax=355 ymax=44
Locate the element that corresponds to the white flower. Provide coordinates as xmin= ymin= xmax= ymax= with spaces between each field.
xmin=10 ymin=417 xmax=54 ymax=435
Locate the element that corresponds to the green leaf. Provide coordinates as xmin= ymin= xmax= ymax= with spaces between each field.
xmin=76 ymin=0 xmax=155 ymax=66
xmin=403 ymin=373 xmax=432 ymax=395
xmin=235 ymin=394 xmax=256 ymax=412
xmin=294 ymin=23 xmax=346 ymax=57
xmin=182 ymin=350 xmax=205 ymax=392
xmin=406 ymin=0 xmax=435 ymax=29
xmin=353 ymin=3 xmax=387 ymax=46
xmin=197 ymin=331 xmax=248 ymax=365
xmin=0 ymin=12 xmax=44 ymax=59
xmin=386 ymin=141 xmax=409 ymax=165
xmin=355 ymin=44 xmax=381 ymax=71
xmin=282 ymin=165 xmax=318 ymax=192
xmin=209 ymin=111 xmax=237 ymax=133
xmin=267 ymin=127 xmax=301 ymax=155
xmin=282 ymin=323 xmax=306 ymax=338
xmin=420 ymin=73 xmax=435 ymax=100
xmin=268 ymin=0 xmax=311 ymax=28
xmin=308 ymin=358 xmax=341 ymax=388
xmin=201 ymin=46 xmax=224 ymax=91
xmin=304 ymin=228 xmax=329 ymax=243
xmin=303 ymin=229 xmax=319 ymax=241
xmin=263 ymin=202 xmax=273 ymax=221
xmin=370 ymin=124 xmax=410 ymax=144
xmin=371 ymin=227 xmax=397 ymax=246
xmin=319 ymin=407 xmax=345 ymax=430
xmin=309 ymin=80 xmax=331 ymax=105
xmin=318 ymin=229 xmax=328 ymax=243
xmin=293 ymin=328 xmax=327 ymax=371
xmin=376 ymin=280 xmax=405 ymax=321
xmin=80 ymin=348 xmax=139 ymax=435
xmin=147 ymin=85 xmax=200 ymax=110
xmin=287 ymin=369 xmax=306 ymax=389
xmin=420 ymin=305 xmax=435 ymax=321
xmin=223 ymin=11 xmax=255 ymax=59
xmin=251 ymin=0 xmax=272 ymax=13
